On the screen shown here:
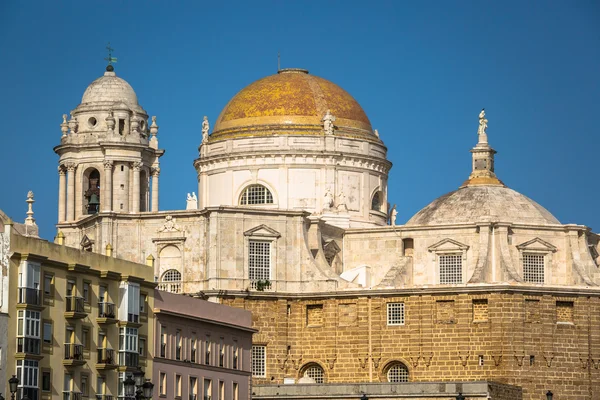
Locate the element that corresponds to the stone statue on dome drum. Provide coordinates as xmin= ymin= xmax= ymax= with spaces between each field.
xmin=323 ymin=188 xmax=334 ymax=210
xmin=202 ymin=116 xmax=210 ymax=142
xmin=322 ymin=110 xmax=336 ymax=135
xmin=478 ymin=109 xmax=488 ymax=136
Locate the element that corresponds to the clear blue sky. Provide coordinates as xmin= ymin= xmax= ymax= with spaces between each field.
xmin=1 ymin=1 xmax=599 ymax=239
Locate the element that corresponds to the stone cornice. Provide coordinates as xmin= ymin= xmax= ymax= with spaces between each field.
xmin=153 ymin=308 xmax=258 ymax=333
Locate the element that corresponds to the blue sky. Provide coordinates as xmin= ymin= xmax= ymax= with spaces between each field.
xmin=0 ymin=1 xmax=599 ymax=238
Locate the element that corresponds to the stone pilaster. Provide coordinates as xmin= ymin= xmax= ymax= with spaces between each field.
xmin=103 ymin=160 xmax=113 ymax=212
xmin=58 ymin=165 xmax=66 ymax=222
xmin=151 ymin=167 xmax=160 ymax=212
xmin=132 ymin=162 xmax=142 ymax=213
xmin=66 ymin=163 xmax=76 ymax=221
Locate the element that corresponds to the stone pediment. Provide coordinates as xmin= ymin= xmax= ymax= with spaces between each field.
xmin=516 ymin=237 xmax=557 ymax=252
xmin=244 ymin=224 xmax=281 ymax=238
xmin=428 ymin=238 xmax=469 ymax=253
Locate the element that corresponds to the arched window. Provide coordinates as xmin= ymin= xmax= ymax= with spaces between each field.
xmin=371 ymin=191 xmax=382 ymax=211
xmin=240 ymin=184 xmax=274 ymax=205
xmin=386 ymin=362 xmax=409 ymax=383
xmin=83 ymin=168 xmax=101 ymax=214
xmin=159 ymin=269 xmax=182 ymax=293
xmin=301 ymin=363 xmax=325 ymax=384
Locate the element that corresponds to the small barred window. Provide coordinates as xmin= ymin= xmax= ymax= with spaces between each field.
xmin=387 ymin=362 xmax=409 ymax=383
xmin=303 ymin=364 xmax=324 ymax=383
xmin=161 ymin=269 xmax=181 ymax=282
xmin=387 ymin=302 xmax=405 ymax=325
xmin=249 ymin=241 xmax=271 ymax=282
xmin=439 ymin=254 xmax=462 ymax=284
xmin=523 ymin=254 xmax=544 ymax=283
xmin=251 ymin=345 xmax=266 ymax=377
xmin=240 ymin=185 xmax=274 ymax=205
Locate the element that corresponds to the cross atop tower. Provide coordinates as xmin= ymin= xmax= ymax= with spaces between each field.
xmin=104 ymin=42 xmax=117 ymax=71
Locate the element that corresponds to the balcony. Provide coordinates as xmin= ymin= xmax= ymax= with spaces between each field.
xmin=119 ymin=351 xmax=139 ymax=368
xmin=63 ymin=343 xmax=85 ymax=366
xmin=96 ymin=395 xmax=114 ymax=400
xmin=97 ymin=302 xmax=117 ymax=324
xmin=18 ymin=287 xmax=41 ymax=306
xmin=65 ymin=296 xmax=87 ymax=319
xmin=157 ymin=281 xmax=181 ymax=293
xmin=63 ymin=391 xmax=83 ymax=400
xmin=17 ymin=337 xmax=41 ymax=355
xmin=96 ymin=348 xmax=117 ymax=369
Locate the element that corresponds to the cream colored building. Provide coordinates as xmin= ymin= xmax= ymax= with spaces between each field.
xmin=1 ymin=207 xmax=156 ymax=400
xmin=53 ymin=64 xmax=600 ymax=400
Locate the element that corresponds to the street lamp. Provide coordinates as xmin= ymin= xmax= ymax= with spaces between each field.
xmin=0 ymin=392 xmax=5 ymax=400
xmin=546 ymin=391 xmax=553 ymax=400
xmin=133 ymin=370 xmax=145 ymax=389
xmin=123 ymin=375 xmax=136 ymax=399
xmin=456 ymin=393 xmax=465 ymax=400
xmin=142 ymin=379 xmax=154 ymax=400
xmin=8 ymin=375 xmax=18 ymax=400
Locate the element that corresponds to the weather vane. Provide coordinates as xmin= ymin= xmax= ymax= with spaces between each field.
xmin=104 ymin=42 xmax=117 ymax=70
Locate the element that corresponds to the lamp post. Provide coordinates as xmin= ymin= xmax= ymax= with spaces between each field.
xmin=546 ymin=391 xmax=553 ymax=400
xmin=456 ymin=393 xmax=465 ymax=400
xmin=8 ymin=375 xmax=18 ymax=400
xmin=123 ymin=375 xmax=136 ymax=400
xmin=142 ymin=380 xmax=154 ymax=400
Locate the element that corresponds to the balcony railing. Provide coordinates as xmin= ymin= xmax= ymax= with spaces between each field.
xmin=18 ymin=287 xmax=41 ymax=305
xmin=98 ymin=302 xmax=116 ymax=318
xmin=157 ymin=281 xmax=181 ymax=293
xmin=119 ymin=351 xmax=139 ymax=368
xmin=17 ymin=337 xmax=40 ymax=354
xmin=66 ymin=296 xmax=85 ymax=313
xmin=63 ymin=391 xmax=83 ymax=400
xmin=97 ymin=348 xmax=115 ymax=364
xmin=64 ymin=343 xmax=84 ymax=360
xmin=96 ymin=395 xmax=114 ymax=400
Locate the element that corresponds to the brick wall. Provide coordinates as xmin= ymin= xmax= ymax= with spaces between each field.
xmin=223 ymin=290 xmax=600 ymax=400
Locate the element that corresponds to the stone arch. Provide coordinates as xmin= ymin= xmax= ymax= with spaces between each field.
xmin=81 ymin=166 xmax=101 ymax=215
xmin=380 ymin=359 xmax=410 ymax=383
xmin=298 ymin=361 xmax=327 ymax=383
xmin=238 ymin=181 xmax=277 ymax=206
xmin=371 ymin=188 xmax=383 ymax=211
xmin=158 ymin=245 xmax=182 ymax=277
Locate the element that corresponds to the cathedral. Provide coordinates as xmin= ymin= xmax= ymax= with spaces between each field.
xmin=53 ymin=63 xmax=600 ymax=399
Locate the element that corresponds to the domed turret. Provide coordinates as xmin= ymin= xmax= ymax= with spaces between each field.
xmin=81 ymin=68 xmax=140 ymax=109
xmin=406 ymin=110 xmax=560 ymax=227
xmin=195 ymin=68 xmax=391 ymax=228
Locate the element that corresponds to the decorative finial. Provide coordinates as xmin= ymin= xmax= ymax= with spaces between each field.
xmin=150 ymin=116 xmax=159 ymax=137
xmin=104 ymin=42 xmax=117 ymax=71
xmin=477 ymin=108 xmax=488 ymax=143
xmin=60 ymin=114 xmax=69 ymax=138
xmin=25 ymin=191 xmax=36 ymax=226
xmin=68 ymin=112 xmax=78 ymax=134
xmin=201 ymin=116 xmax=210 ymax=143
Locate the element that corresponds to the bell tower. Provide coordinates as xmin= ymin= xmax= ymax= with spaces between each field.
xmin=55 ymin=56 xmax=164 ymax=226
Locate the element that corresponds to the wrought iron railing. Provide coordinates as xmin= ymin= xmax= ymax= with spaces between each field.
xmin=98 ymin=302 xmax=116 ymax=318
xmin=63 ymin=391 xmax=83 ymax=400
xmin=66 ymin=296 xmax=85 ymax=313
xmin=97 ymin=348 xmax=115 ymax=364
xmin=64 ymin=343 xmax=84 ymax=360
xmin=96 ymin=395 xmax=113 ymax=400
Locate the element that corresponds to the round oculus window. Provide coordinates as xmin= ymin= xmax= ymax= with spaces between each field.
xmin=88 ymin=117 xmax=97 ymax=127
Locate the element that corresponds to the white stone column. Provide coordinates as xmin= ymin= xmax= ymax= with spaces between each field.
xmin=58 ymin=165 xmax=66 ymax=222
xmin=132 ymin=162 xmax=141 ymax=213
xmin=103 ymin=160 xmax=113 ymax=212
xmin=151 ymin=167 xmax=160 ymax=212
xmin=66 ymin=163 xmax=76 ymax=221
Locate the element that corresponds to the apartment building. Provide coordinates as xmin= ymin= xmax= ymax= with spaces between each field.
xmin=153 ymin=291 xmax=255 ymax=400
xmin=3 ymin=209 xmax=156 ymax=400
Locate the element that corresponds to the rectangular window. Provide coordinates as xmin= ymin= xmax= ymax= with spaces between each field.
xmin=233 ymin=344 xmax=239 ymax=369
xmin=218 ymin=381 xmax=224 ymax=400
xmin=82 ymin=327 xmax=91 ymax=350
xmin=478 ymin=355 xmax=484 ymax=366
xmin=16 ymin=359 xmax=39 ymax=400
xmin=523 ymin=253 xmax=545 ymax=283
xmin=119 ymin=327 xmax=139 ymax=367
xmin=97 ymin=376 xmax=106 ymax=396
xmin=249 ymin=240 xmax=271 ymax=282
xmin=191 ymin=337 xmax=197 ymax=363
xmin=42 ymin=370 xmax=51 ymax=392
xmin=139 ymin=337 xmax=146 ymax=357
xmin=219 ymin=340 xmax=224 ymax=367
xmin=159 ymin=372 xmax=167 ymax=396
xmin=233 ymin=382 xmax=239 ymax=400
xmin=43 ymin=274 xmax=54 ymax=297
xmin=386 ymin=302 xmax=405 ymax=325
xmin=439 ymin=254 xmax=462 ymax=284
xmin=83 ymin=281 xmax=91 ymax=304
xmin=205 ymin=340 xmax=211 ymax=365
xmin=251 ymin=345 xmax=266 ymax=378
xmin=189 ymin=377 xmax=197 ymax=400
xmin=175 ymin=374 xmax=182 ymax=398
xmin=203 ymin=379 xmax=212 ymax=399
xmin=140 ymin=292 xmax=147 ymax=314
xmin=17 ymin=310 xmax=41 ymax=354
xmin=81 ymin=374 xmax=89 ymax=398
xmin=160 ymin=325 xmax=167 ymax=358
xmin=176 ymin=330 xmax=182 ymax=360
xmin=43 ymin=322 xmax=52 ymax=344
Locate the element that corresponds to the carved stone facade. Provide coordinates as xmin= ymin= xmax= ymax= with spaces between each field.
xmin=54 ymin=67 xmax=600 ymax=399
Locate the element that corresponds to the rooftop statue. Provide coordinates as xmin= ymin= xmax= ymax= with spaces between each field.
xmin=202 ymin=116 xmax=210 ymax=143
xmin=322 ymin=110 xmax=336 ymax=135
xmin=478 ymin=108 xmax=488 ymax=137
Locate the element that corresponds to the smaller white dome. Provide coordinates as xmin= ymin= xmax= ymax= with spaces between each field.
xmin=406 ymin=186 xmax=560 ymax=226
xmin=81 ymin=70 xmax=138 ymax=106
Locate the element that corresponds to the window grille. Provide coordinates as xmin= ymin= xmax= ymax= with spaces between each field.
xmin=439 ymin=254 xmax=462 ymax=284
xmin=387 ymin=362 xmax=409 ymax=383
xmin=251 ymin=345 xmax=266 ymax=378
xmin=249 ymin=241 xmax=271 ymax=282
xmin=523 ymin=254 xmax=545 ymax=283
xmin=303 ymin=365 xmax=324 ymax=383
xmin=159 ymin=269 xmax=182 ymax=293
xmin=240 ymin=185 xmax=273 ymax=205
xmin=162 ymin=269 xmax=181 ymax=282
xmin=386 ymin=302 xmax=405 ymax=325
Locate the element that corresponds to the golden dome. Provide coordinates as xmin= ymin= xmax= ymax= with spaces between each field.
xmin=211 ymin=69 xmax=375 ymax=140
